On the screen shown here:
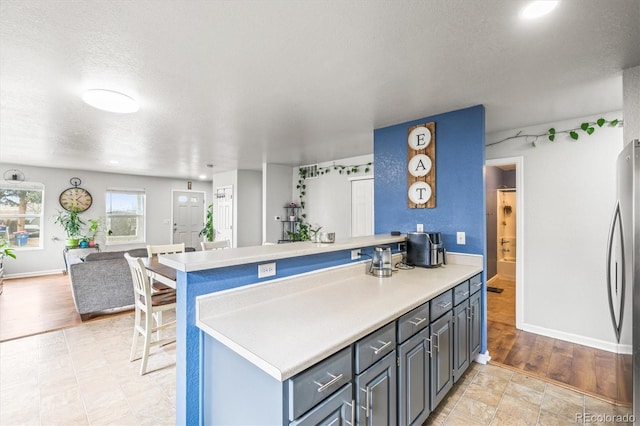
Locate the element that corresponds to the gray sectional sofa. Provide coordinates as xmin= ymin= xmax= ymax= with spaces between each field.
xmin=67 ymin=248 xmax=148 ymax=320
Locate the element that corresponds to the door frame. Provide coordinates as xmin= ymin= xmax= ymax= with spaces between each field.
xmin=170 ymin=189 xmax=207 ymax=246
xmin=485 ymin=156 xmax=524 ymax=330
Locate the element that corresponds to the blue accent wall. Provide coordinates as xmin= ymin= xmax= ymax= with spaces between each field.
xmin=374 ymin=105 xmax=486 ymax=256
xmin=373 ymin=104 xmax=488 ymax=359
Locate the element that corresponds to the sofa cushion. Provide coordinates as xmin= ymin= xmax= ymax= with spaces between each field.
xmin=126 ymin=248 xmax=149 ymax=258
xmin=84 ymin=251 xmax=126 ymax=262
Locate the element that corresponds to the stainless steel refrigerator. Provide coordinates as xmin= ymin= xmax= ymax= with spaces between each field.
xmin=607 ymin=138 xmax=638 ymax=417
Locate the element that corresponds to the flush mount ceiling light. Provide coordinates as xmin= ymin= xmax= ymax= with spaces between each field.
xmin=521 ymin=1 xmax=558 ymax=19
xmin=82 ymin=89 xmax=139 ymax=113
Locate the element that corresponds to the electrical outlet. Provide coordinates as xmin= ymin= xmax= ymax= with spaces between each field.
xmin=417 ymin=224 xmax=424 ymax=232
xmin=351 ymin=249 xmax=361 ymax=260
xmin=398 ymin=242 xmax=406 ymax=252
xmin=457 ymin=232 xmax=466 ymax=245
xmin=258 ymin=262 xmax=276 ymax=278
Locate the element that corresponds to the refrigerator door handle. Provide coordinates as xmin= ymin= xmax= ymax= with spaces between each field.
xmin=606 ymin=201 xmax=625 ymax=343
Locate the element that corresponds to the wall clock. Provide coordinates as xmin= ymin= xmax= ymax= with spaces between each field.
xmin=59 ymin=177 xmax=93 ymax=212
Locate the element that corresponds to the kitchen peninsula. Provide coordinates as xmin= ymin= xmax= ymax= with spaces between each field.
xmin=160 ymin=234 xmax=484 ymax=425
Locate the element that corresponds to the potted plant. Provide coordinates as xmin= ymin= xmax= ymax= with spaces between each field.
xmin=199 ymin=204 xmax=215 ymax=242
xmin=54 ymin=209 xmax=85 ymax=248
xmin=0 ymin=236 xmax=16 ymax=295
xmin=86 ymin=217 xmax=102 ymax=247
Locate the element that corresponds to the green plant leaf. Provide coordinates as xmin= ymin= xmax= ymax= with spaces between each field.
xmin=570 ymin=131 xmax=579 ymax=140
xmin=597 ymin=118 xmax=605 ymax=127
xmin=586 ymin=127 xmax=595 ymax=135
xmin=548 ymin=134 xmax=555 ymax=142
xmin=610 ymin=119 xmax=619 ymax=127
xmin=548 ymin=128 xmax=556 ymax=134
xmin=531 ymin=141 xmax=537 ymax=147
xmin=580 ymin=122 xmax=589 ymax=131
xmin=364 ymin=167 xmax=370 ymax=173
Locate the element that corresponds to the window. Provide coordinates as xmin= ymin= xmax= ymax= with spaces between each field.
xmin=0 ymin=182 xmax=44 ymax=249
xmin=105 ymin=189 xmax=146 ymax=244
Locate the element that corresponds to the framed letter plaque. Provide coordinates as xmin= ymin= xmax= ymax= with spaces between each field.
xmin=407 ymin=122 xmax=435 ymax=208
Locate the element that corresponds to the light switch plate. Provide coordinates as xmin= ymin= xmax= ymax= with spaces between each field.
xmin=351 ymin=249 xmax=361 ymax=260
xmin=457 ymin=232 xmax=466 ymax=245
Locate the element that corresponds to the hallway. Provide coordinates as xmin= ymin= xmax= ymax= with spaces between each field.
xmin=486 ymin=277 xmax=632 ymax=406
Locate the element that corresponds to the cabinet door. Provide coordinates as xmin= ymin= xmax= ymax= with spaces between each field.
xmin=397 ymin=328 xmax=430 ymax=426
xmin=430 ymin=311 xmax=453 ymax=411
xmin=470 ymin=291 xmax=482 ymax=360
xmin=290 ymin=384 xmax=354 ymax=426
xmin=453 ymin=301 xmax=470 ymax=382
xmin=356 ymin=351 xmax=397 ymax=426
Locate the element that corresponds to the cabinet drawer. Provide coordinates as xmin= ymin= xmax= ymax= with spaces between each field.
xmin=453 ymin=281 xmax=470 ymax=306
xmin=287 ymin=347 xmax=353 ymax=421
xmin=355 ymin=322 xmax=396 ymax=374
xmin=469 ymin=273 xmax=483 ymax=294
xmin=397 ymin=302 xmax=430 ymax=343
xmin=430 ymin=289 xmax=453 ymax=321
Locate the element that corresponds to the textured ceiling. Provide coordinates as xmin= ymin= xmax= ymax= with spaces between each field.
xmin=1 ymin=0 xmax=638 ymax=180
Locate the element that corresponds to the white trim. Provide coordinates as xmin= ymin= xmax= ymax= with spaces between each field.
xmin=522 ymin=323 xmax=632 ymax=355
xmin=485 ymin=156 xmax=524 ymax=330
xmin=347 ymin=174 xmax=374 ymax=182
xmin=3 ymin=269 xmax=63 ymax=279
xmin=474 ymin=350 xmax=491 ymax=364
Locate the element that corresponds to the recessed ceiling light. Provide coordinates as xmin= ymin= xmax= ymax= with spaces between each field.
xmin=82 ymin=89 xmax=139 ymax=113
xmin=521 ymin=1 xmax=558 ymax=19
xmin=198 ymin=174 xmax=207 ymax=180
xmin=109 ymin=159 xmax=119 ymax=164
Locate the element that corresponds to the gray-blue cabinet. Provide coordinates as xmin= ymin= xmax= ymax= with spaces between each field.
xmin=397 ymin=327 xmax=431 ymax=426
xmin=429 ymin=310 xmax=453 ymax=410
xmin=290 ymin=384 xmax=354 ymax=426
xmin=356 ymin=351 xmax=397 ymax=425
xmin=470 ymin=285 xmax=482 ymax=360
xmin=453 ymin=301 xmax=470 ymax=382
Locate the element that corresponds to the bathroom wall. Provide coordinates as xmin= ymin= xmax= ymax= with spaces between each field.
xmin=486 ymin=166 xmax=516 ymax=279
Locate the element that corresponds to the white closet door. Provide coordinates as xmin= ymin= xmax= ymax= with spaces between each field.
xmin=351 ymin=178 xmax=374 ymax=237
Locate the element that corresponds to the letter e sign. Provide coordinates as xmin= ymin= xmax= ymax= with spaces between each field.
xmin=407 ymin=122 xmax=435 ymax=208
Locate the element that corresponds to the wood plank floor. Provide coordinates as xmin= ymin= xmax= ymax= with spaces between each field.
xmin=486 ymin=277 xmax=632 ymax=406
xmin=0 ymin=274 xmax=130 ymax=342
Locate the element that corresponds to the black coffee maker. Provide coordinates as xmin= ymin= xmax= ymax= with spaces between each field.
xmin=406 ymin=232 xmax=446 ymax=268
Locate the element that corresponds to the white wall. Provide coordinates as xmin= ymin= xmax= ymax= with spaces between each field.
xmin=292 ymin=154 xmax=373 ymax=240
xmin=263 ymin=163 xmax=293 ymax=244
xmin=486 ymin=112 xmax=623 ymax=350
xmin=236 ymin=170 xmax=262 ymax=247
xmin=1 ymin=163 xmax=212 ymax=277
xmin=623 ymin=66 xmax=640 ymax=143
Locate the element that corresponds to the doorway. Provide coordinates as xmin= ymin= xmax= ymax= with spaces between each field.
xmin=172 ymin=191 xmax=205 ymax=249
xmin=485 ymin=157 xmax=524 ymax=330
xmin=215 ymin=186 xmax=234 ymax=247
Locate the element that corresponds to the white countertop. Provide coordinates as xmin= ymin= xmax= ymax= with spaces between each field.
xmin=196 ymin=253 xmax=482 ymax=381
xmin=159 ymin=234 xmax=406 ymax=272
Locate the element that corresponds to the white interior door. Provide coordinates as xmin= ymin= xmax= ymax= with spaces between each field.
xmin=215 ymin=186 xmax=234 ymax=247
xmin=172 ymin=191 xmax=205 ymax=248
xmin=351 ymin=178 xmax=374 ymax=237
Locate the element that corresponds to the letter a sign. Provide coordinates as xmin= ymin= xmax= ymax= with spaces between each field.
xmin=407 ymin=122 xmax=435 ymax=208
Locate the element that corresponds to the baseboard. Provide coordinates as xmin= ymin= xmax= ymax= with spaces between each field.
xmin=522 ymin=323 xmax=632 ymax=355
xmin=3 ymin=269 xmax=64 ymax=279
xmin=486 ymin=275 xmax=499 ymax=285
xmin=474 ymin=350 xmax=491 ymax=364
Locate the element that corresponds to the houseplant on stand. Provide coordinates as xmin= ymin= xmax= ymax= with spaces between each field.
xmin=0 ymin=236 xmax=16 ymax=295
xmin=85 ymin=217 xmax=103 ymax=247
xmin=54 ymin=209 xmax=85 ymax=248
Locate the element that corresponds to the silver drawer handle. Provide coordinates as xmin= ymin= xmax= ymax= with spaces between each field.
xmin=369 ymin=339 xmax=392 ymax=355
xmin=360 ymin=386 xmax=371 ymax=418
xmin=344 ymin=400 xmax=355 ymax=425
xmin=424 ymin=336 xmax=433 ymax=358
xmin=314 ymin=373 xmax=343 ymax=392
xmin=432 ymin=332 xmax=440 ymax=351
xmin=408 ymin=317 xmax=427 ymax=326
xmin=472 ymin=282 xmax=482 ymax=288
xmin=457 ymin=290 xmax=469 ymax=296
xmin=437 ymin=301 xmax=452 ymax=309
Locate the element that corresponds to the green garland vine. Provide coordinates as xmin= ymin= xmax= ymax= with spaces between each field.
xmin=487 ymin=118 xmax=623 ymax=148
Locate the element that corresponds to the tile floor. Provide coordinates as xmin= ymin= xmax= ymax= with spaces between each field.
xmin=0 ymin=312 xmax=633 ymax=426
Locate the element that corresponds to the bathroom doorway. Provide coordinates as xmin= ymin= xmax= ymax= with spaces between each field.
xmin=485 ymin=157 xmax=524 ymax=330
